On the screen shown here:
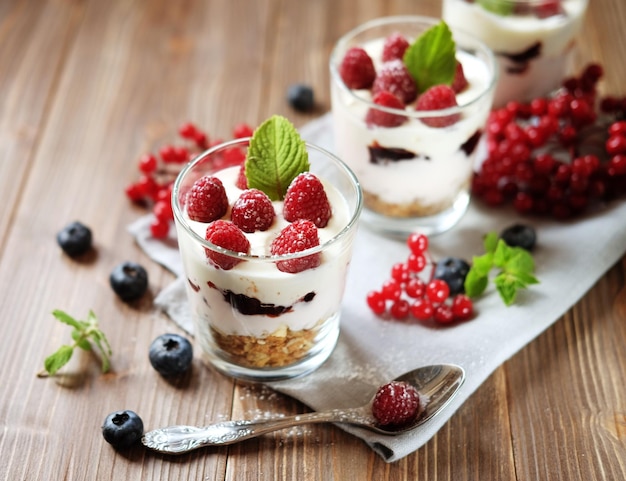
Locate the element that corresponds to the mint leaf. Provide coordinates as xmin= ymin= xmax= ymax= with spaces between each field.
xmin=39 ymin=310 xmax=112 ymax=377
xmin=464 ymin=266 xmax=489 ymax=297
xmin=478 ymin=0 xmax=515 ymax=16
xmin=403 ymin=20 xmax=456 ymax=93
xmin=484 ymin=232 xmax=500 ymax=254
xmin=44 ymin=345 xmax=74 ymax=376
xmin=464 ymin=231 xmax=540 ymax=306
xmin=245 ymin=115 xmax=309 ymax=201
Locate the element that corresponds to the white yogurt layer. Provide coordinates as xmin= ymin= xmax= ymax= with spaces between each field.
xmin=332 ymin=43 xmax=493 ymax=210
xmin=443 ymin=0 xmax=587 ymax=106
xmin=175 ymin=166 xmax=353 ymax=338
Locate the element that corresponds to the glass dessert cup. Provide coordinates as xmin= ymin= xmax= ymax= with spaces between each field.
xmin=172 ymin=139 xmax=362 ymax=382
xmin=442 ymin=0 xmax=588 ymax=108
xmin=330 ymin=16 xmax=497 ymax=238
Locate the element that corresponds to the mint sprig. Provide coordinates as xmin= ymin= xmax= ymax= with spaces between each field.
xmin=245 ymin=115 xmax=309 ymax=201
xmin=464 ymin=232 xmax=540 ymax=306
xmin=403 ymin=20 xmax=457 ymax=94
xmin=38 ymin=309 xmax=112 ymax=377
xmin=477 ymin=0 xmax=514 ymax=16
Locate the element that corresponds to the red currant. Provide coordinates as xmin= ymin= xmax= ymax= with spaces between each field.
xmin=433 ymin=304 xmax=455 ymax=324
xmin=410 ymin=298 xmax=433 ymax=321
xmin=367 ymin=291 xmax=387 ymax=315
xmin=150 ymin=218 xmax=170 ymax=239
xmin=451 ymin=294 xmax=474 ymax=321
xmin=390 ymin=263 xmax=410 ymax=283
xmin=390 ymin=299 xmax=410 ymax=320
xmin=381 ymin=279 xmax=402 ymax=302
xmin=405 ymin=278 xmax=425 ymax=299
xmin=426 ymin=279 xmax=450 ymax=304
xmin=407 ymin=233 xmax=428 ymax=254
xmin=407 ymin=253 xmax=427 ymax=273
xmin=138 ymin=153 xmax=158 ymax=174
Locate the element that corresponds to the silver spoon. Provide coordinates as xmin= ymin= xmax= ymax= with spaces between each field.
xmin=141 ymin=363 xmax=464 ymax=454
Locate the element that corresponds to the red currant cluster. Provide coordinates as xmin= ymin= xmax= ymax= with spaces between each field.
xmin=473 ymin=64 xmax=626 ymax=220
xmin=124 ymin=122 xmax=254 ymax=238
xmin=366 ymin=233 xmax=474 ymax=325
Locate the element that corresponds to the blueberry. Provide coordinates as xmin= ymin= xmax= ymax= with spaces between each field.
xmin=433 ymin=257 xmax=470 ymax=295
xmin=149 ymin=333 xmax=193 ymax=378
xmin=287 ymin=84 xmax=314 ymax=112
xmin=102 ymin=410 xmax=143 ymax=449
xmin=500 ymin=224 xmax=537 ymax=251
xmin=109 ymin=261 xmax=148 ymax=302
xmin=56 ymin=221 xmax=93 ymax=257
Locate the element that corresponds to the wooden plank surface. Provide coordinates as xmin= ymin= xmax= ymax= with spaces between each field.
xmin=0 ymin=0 xmax=624 ymax=479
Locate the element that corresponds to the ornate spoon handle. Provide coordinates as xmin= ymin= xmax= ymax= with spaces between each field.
xmin=142 ymin=408 xmax=373 ymax=454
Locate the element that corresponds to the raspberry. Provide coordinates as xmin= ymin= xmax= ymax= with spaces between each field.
xmin=283 ymin=173 xmax=332 ymax=228
xmin=231 ymin=189 xmax=276 ymax=233
xmin=451 ymin=61 xmax=469 ymax=93
xmin=382 ymin=33 xmax=409 ymax=62
xmin=365 ymin=91 xmax=407 ymax=128
xmin=339 ymin=47 xmax=376 ymax=89
xmin=416 ymin=85 xmax=460 ymax=128
xmin=372 ymin=60 xmax=417 ymax=104
xmin=270 ymin=219 xmax=321 ymax=273
xmin=236 ymin=164 xmax=248 ymax=190
xmin=186 ymin=176 xmax=228 ymax=223
xmin=372 ymin=381 xmax=421 ymax=428
xmin=204 ymin=220 xmax=250 ymax=270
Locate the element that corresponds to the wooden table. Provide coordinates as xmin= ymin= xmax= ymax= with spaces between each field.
xmin=1 ymin=0 xmax=625 ymax=479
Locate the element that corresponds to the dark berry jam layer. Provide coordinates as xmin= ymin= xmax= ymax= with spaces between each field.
xmin=199 ymin=279 xmax=316 ymax=317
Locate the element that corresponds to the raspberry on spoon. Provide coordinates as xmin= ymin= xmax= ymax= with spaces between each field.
xmin=372 ymin=381 xmax=422 ymax=428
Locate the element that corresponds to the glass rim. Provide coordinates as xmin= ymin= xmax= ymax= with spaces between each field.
xmin=329 ymin=15 xmax=499 ymax=118
xmin=172 ymin=137 xmax=363 ymax=262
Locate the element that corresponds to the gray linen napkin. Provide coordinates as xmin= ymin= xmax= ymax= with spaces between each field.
xmin=128 ymin=113 xmax=626 ymax=462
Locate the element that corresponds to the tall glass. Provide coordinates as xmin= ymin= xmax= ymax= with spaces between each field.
xmin=172 ymin=139 xmax=362 ymax=381
xmin=443 ymin=0 xmax=588 ymax=108
xmin=330 ymin=16 xmax=497 ymax=238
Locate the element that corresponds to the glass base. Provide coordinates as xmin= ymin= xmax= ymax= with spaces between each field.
xmin=198 ymin=315 xmax=341 ymax=382
xmin=361 ymin=192 xmax=470 ymax=239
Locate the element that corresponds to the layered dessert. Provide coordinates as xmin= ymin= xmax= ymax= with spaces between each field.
xmin=330 ymin=18 xmax=496 ymax=235
xmin=443 ymin=0 xmax=588 ymax=107
xmin=172 ymin=116 xmax=361 ymax=376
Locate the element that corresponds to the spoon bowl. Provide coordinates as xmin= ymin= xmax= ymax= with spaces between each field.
xmin=142 ymin=363 xmax=465 ymax=454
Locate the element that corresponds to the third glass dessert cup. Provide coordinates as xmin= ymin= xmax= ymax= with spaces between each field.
xmin=442 ymin=0 xmax=588 ymax=108
xmin=330 ymin=16 xmax=497 ymax=238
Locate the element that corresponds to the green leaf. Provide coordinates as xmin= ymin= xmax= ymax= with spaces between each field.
xmin=44 ymin=345 xmax=74 ymax=375
xmin=71 ymin=329 xmax=92 ymax=351
xmin=40 ymin=309 xmax=113 ymax=378
xmin=494 ymin=275 xmax=518 ymax=306
xmin=483 ymin=232 xmax=499 ymax=254
xmin=403 ymin=20 xmax=457 ymax=93
xmin=52 ymin=309 xmax=82 ymax=329
xmin=506 ymin=247 xmax=536 ymax=274
xmin=471 ymin=253 xmax=493 ymax=278
xmin=464 ymin=268 xmax=489 ymax=297
xmin=477 ymin=0 xmax=515 ymax=16
xmin=245 ymin=115 xmax=309 ymax=201
xmin=493 ymin=240 xmax=512 ymax=268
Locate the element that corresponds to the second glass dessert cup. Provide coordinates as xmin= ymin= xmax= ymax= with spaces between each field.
xmin=330 ymin=16 xmax=497 ymax=238
xmin=172 ymin=139 xmax=363 ymax=382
